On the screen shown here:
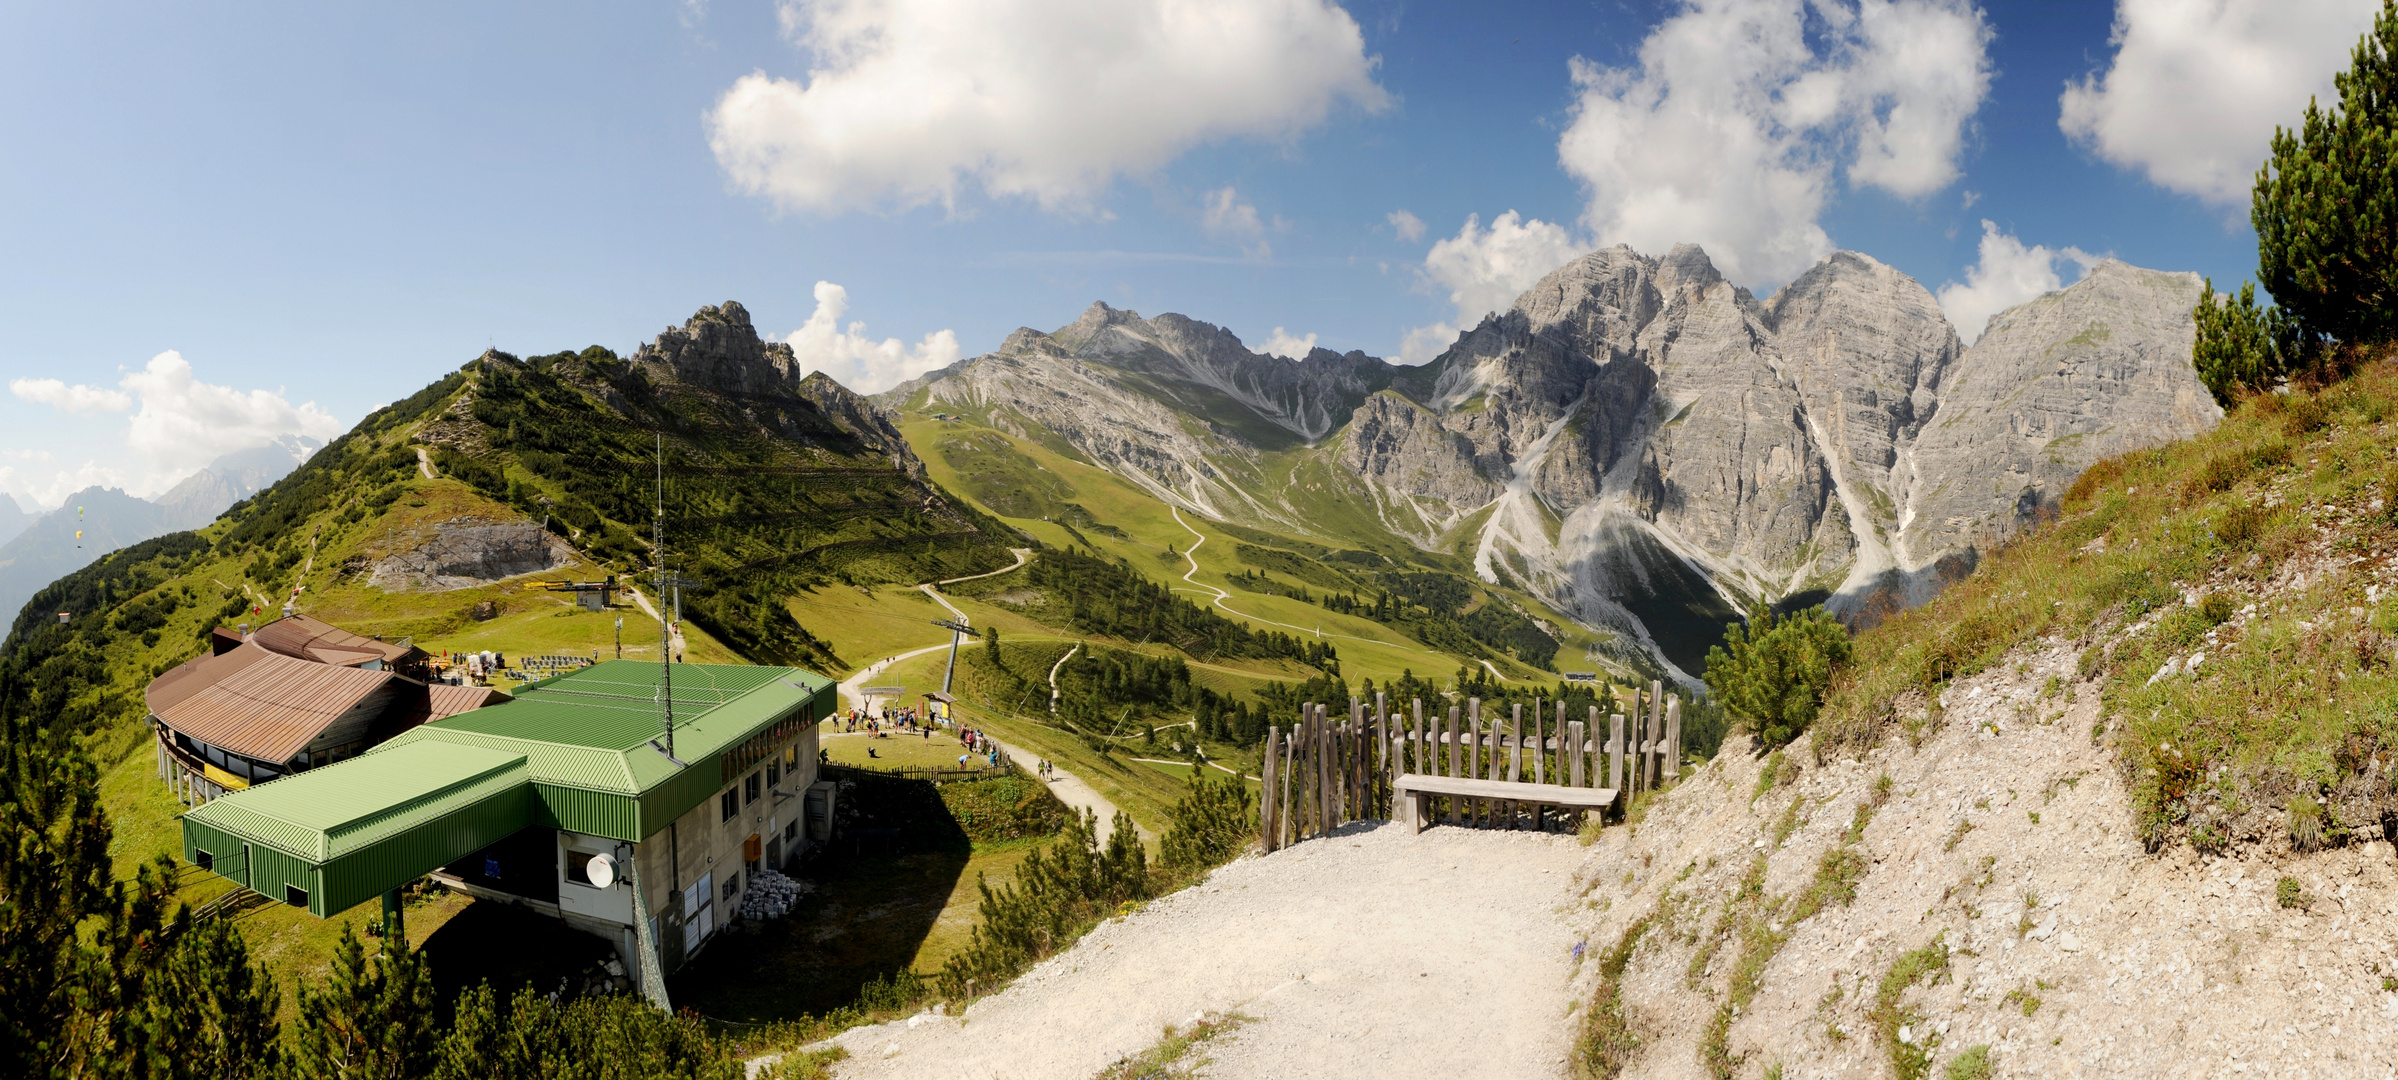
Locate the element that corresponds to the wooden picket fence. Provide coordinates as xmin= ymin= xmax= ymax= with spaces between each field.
xmin=1257 ymin=681 xmax=1684 ymax=852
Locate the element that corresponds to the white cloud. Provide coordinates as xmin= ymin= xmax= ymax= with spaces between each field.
xmin=1558 ymin=0 xmax=1992 ymax=285
xmin=1422 ymin=211 xmax=1587 ymax=326
xmin=119 ymin=351 xmax=344 ymax=491
xmin=707 ymin=0 xmax=1388 ymax=213
xmin=1935 ymin=220 xmax=2100 ymax=345
xmin=1397 ymin=322 xmax=1461 ymax=366
xmin=1256 ymin=327 xmax=1319 ymax=359
xmin=10 ymin=351 xmax=343 ymax=500
xmin=1394 ymin=210 xmax=1588 ymax=364
xmin=786 ymin=281 xmax=963 ymax=393
xmin=1201 ymin=187 xmax=1274 ymax=260
xmin=14 ymin=461 xmax=131 ymax=510
xmin=10 ymin=377 xmax=131 ymax=413
xmin=1386 ymin=209 xmax=1425 ymax=242
xmin=2059 ymin=0 xmax=2377 ymax=205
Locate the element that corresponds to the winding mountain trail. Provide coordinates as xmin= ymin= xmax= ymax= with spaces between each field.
xmin=916 ymin=584 xmax=966 ymax=623
xmin=1168 ymin=508 xmax=1506 ymax=681
xmin=935 ymin=547 xmax=1031 ymax=586
xmin=1167 ymin=507 xmax=1441 ymax=655
xmin=981 ymin=731 xmax=1145 ymax=848
xmin=625 ymin=587 xmax=687 ymax=659
xmin=415 ymin=446 xmax=436 ymax=479
xmin=1045 ymin=643 xmax=1078 ymax=711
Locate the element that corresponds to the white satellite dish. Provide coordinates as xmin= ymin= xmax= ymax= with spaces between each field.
xmin=586 ymin=853 xmax=617 ymax=889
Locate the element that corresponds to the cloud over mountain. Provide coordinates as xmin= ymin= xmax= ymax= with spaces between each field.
xmin=2060 ymin=0 xmax=2378 ymax=205
xmin=1558 ymin=0 xmax=1992 ymax=286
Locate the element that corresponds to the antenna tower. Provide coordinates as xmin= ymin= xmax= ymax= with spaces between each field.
xmin=655 ymin=432 xmax=674 ymax=759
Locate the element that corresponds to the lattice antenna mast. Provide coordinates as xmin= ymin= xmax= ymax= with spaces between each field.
xmin=655 ymin=431 xmax=674 ymax=759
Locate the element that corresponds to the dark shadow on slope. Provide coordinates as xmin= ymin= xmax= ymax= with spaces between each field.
xmin=1592 ymin=525 xmax=1743 ymax=679
xmin=667 ymin=768 xmax=971 ymax=1021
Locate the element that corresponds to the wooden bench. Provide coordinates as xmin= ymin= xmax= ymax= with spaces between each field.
xmin=1390 ymin=772 xmax=1618 ymax=835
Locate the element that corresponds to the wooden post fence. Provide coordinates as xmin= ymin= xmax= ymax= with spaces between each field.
xmin=1254 ymin=689 xmax=1682 ymax=854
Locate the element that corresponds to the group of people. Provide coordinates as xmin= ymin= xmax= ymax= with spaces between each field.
xmin=444 ymin=650 xmax=505 ymax=684
xmin=840 ymin=705 xmax=936 ymax=740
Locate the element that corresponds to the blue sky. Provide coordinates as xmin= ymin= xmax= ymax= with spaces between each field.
xmin=0 ymin=0 xmax=2377 ymax=509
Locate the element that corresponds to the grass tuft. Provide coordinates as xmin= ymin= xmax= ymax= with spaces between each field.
xmin=1871 ymin=934 xmax=1952 ymax=1080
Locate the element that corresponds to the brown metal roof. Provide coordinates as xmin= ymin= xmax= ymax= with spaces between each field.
xmin=249 ymin=614 xmax=420 ymax=668
xmin=148 ymin=642 xmax=397 ymax=764
xmin=426 ymin=684 xmax=504 ymax=719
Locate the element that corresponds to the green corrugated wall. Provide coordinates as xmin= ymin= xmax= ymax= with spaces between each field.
xmin=318 ymin=783 xmax=535 ymax=914
xmin=533 ymin=783 xmax=642 ymax=841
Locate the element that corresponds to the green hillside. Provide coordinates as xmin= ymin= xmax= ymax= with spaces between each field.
xmin=1816 ymin=363 xmax=2398 ymax=853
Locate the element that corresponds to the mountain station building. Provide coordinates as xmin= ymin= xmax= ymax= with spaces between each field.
xmin=177 ymin=659 xmax=836 ymax=1008
xmin=149 ymin=614 xmax=502 ymax=802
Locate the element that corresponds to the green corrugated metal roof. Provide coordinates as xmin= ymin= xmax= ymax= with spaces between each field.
xmin=183 ymin=740 xmax=527 ymax=860
xmin=180 ymin=659 xmax=833 ymax=917
xmin=379 ymin=660 xmax=830 ymax=797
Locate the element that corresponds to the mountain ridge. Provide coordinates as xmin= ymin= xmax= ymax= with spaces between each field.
xmin=883 ymin=244 xmax=2220 ymax=680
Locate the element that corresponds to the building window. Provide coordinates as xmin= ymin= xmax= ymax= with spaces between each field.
xmin=285 ymin=885 xmax=308 ymax=908
xmin=744 ymin=771 xmax=761 ymax=805
xmin=783 ymin=744 xmax=797 ymax=770
xmin=720 ymin=789 xmax=738 ymax=822
xmin=566 ymin=850 xmax=598 ymax=886
xmin=723 ymin=873 xmax=740 ymax=901
xmin=766 ymin=759 xmax=780 ymax=789
xmin=782 ymin=819 xmax=796 ymax=841
xmin=194 ymin=849 xmax=213 ymax=871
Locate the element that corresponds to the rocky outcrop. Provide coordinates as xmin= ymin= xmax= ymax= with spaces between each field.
xmin=368 ymin=518 xmax=574 ymax=592
xmin=1336 ymin=391 xmax=1499 ymax=512
xmin=635 ymin=302 xmax=919 ymax=468
xmin=1376 ymin=246 xmax=2215 ymax=677
xmin=1899 ymin=262 xmax=2217 ymax=584
xmin=632 ymin=301 xmax=807 ymax=399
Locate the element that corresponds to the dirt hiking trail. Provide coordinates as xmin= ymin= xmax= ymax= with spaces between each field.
xmin=823 ymin=822 xmax=1584 ymax=1079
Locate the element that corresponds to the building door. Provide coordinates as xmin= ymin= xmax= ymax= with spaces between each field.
xmin=681 ymin=873 xmax=712 ymax=956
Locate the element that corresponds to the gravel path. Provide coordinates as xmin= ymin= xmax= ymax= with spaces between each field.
xmin=823 ymin=821 xmax=1586 ymax=1080
xmin=977 ymin=733 xmax=1146 ymax=849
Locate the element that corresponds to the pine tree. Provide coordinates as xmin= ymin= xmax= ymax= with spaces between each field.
xmin=0 ymin=698 xmax=176 ymax=1077
xmin=140 ymin=917 xmax=281 ymax=1080
xmin=2251 ymin=0 xmax=2398 ymax=356
xmin=2192 ymin=279 xmax=2282 ymax=405
xmin=288 ymin=923 xmax=438 ymax=1080
xmin=1702 ymin=607 xmax=1853 ymax=749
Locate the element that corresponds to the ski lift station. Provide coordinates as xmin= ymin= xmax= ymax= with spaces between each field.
xmin=175 ymin=657 xmax=836 ymax=1008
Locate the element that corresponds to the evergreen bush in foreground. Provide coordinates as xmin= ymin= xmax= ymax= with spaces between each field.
xmin=1703 ymin=607 xmax=1852 ymax=750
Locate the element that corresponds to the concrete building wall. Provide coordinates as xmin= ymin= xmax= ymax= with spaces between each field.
xmin=630 ymin=723 xmax=821 ymax=969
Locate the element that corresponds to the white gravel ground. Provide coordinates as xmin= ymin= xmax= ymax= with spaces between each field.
xmin=822 ymin=821 xmax=1588 ymax=1080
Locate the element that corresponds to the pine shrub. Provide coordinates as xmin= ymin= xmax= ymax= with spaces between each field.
xmin=935 ymin=808 xmax=1149 ymax=999
xmin=1158 ymin=771 xmax=1255 ymax=873
xmin=1703 ymin=607 xmax=1853 ymax=749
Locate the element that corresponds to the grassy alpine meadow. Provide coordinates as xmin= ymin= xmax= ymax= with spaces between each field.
xmin=1816 ymin=358 xmax=2398 ymax=851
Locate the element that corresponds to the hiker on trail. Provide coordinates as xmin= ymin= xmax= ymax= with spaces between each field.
xmin=958 ymin=754 xmax=970 ymax=770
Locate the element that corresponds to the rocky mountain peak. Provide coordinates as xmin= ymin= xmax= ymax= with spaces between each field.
xmin=633 ymin=301 xmax=803 ymax=399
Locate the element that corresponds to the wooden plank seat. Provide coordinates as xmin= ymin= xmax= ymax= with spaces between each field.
xmin=1390 ymin=772 xmax=1618 ymax=835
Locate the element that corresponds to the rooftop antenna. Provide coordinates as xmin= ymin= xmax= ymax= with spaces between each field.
xmin=647 ymin=430 xmax=681 ymax=765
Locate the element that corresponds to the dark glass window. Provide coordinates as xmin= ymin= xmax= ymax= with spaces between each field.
xmin=745 ymin=771 xmax=761 ymax=805
xmin=194 ymin=849 xmax=213 ymax=871
xmin=720 ymin=789 xmax=738 ymax=822
xmin=567 ymin=850 xmax=596 ymax=886
xmin=285 ymin=885 xmax=308 ymax=908
xmin=766 ymin=760 xmax=780 ymax=788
